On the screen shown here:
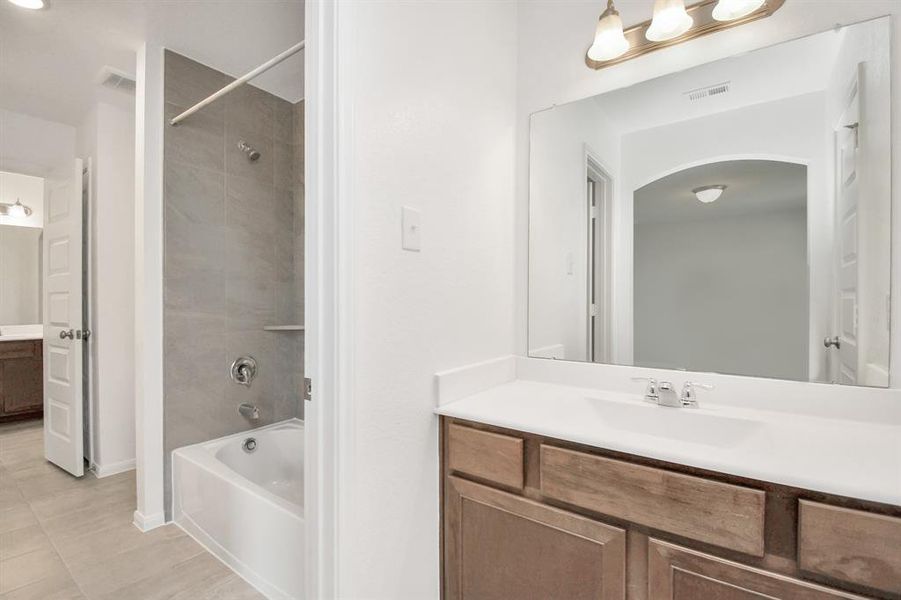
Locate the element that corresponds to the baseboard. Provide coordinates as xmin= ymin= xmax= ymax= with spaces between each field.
xmin=93 ymin=458 xmax=136 ymax=478
xmin=133 ymin=510 xmax=166 ymax=532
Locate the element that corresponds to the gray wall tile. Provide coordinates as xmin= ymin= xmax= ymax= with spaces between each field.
xmin=162 ymin=51 xmax=304 ymax=519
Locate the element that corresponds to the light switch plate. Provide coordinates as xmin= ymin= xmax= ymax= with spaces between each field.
xmin=402 ymin=206 xmax=421 ymax=251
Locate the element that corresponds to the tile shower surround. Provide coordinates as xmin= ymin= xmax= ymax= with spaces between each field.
xmin=163 ymin=51 xmax=304 ymax=517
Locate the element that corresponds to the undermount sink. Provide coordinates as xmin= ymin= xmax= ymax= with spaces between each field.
xmin=587 ymin=397 xmax=763 ymax=448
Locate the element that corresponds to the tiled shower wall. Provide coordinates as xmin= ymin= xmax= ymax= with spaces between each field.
xmin=163 ymin=51 xmax=304 ymax=515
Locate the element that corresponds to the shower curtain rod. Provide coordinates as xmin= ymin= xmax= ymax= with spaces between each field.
xmin=169 ymin=40 xmax=305 ymax=126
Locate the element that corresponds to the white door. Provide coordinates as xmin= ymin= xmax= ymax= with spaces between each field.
xmin=42 ymin=158 xmax=85 ymax=477
xmin=830 ymin=75 xmax=860 ymax=385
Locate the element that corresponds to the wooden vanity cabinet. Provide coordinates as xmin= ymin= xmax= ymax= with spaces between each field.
xmin=0 ymin=340 xmax=43 ymax=422
xmin=440 ymin=418 xmax=901 ymax=600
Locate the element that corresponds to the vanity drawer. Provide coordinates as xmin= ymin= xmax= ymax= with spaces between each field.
xmin=540 ymin=445 xmax=765 ymax=556
xmin=0 ymin=341 xmax=37 ymax=360
xmin=447 ymin=424 xmax=524 ymax=490
xmin=798 ymin=500 xmax=901 ymax=595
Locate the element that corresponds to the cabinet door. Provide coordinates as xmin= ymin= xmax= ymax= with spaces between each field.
xmin=648 ymin=539 xmax=868 ymax=600
xmin=2 ymin=343 xmax=43 ymax=414
xmin=444 ymin=476 xmax=626 ymax=600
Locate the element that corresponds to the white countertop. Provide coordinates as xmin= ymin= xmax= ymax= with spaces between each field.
xmin=435 ymin=360 xmax=901 ymax=507
xmin=0 ymin=324 xmax=43 ymax=342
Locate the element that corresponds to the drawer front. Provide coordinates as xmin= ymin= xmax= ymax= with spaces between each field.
xmin=447 ymin=424 xmax=524 ymax=490
xmin=799 ymin=500 xmax=901 ymax=595
xmin=649 ymin=539 xmax=867 ymax=599
xmin=540 ymin=445 xmax=765 ymax=556
xmin=0 ymin=341 xmax=37 ymax=360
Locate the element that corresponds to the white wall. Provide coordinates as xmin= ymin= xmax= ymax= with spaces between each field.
xmin=529 ymin=100 xmax=620 ymax=360
xmin=0 ymin=109 xmax=76 ymax=178
xmin=331 ymin=1 xmax=518 ymax=597
xmin=515 ymin=2 xmax=901 ymax=390
xmin=78 ymin=100 xmax=137 ymax=474
xmin=0 ymin=171 xmax=44 ymax=228
xmin=617 ymin=93 xmax=830 ymax=377
xmin=0 ymin=225 xmax=41 ymax=325
xmin=635 ymin=209 xmax=808 ymax=380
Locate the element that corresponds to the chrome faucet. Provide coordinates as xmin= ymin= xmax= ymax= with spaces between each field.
xmin=632 ymin=376 xmax=660 ymax=403
xmin=238 ymin=403 xmax=260 ymax=420
xmin=680 ymin=381 xmax=714 ymax=408
xmin=632 ymin=377 xmax=713 ymax=408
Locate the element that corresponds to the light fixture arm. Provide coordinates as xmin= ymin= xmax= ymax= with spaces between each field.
xmin=601 ymin=0 xmax=617 ymax=18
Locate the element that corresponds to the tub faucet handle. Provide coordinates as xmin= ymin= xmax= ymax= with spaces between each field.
xmin=230 ymin=356 xmax=258 ymax=387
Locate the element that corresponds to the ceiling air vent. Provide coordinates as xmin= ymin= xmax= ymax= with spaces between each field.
xmin=98 ymin=67 xmax=137 ymax=94
xmin=685 ymin=81 xmax=731 ymax=102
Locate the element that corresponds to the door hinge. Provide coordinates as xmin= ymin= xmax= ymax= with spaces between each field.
xmin=304 ymin=378 xmax=312 ymax=401
xmin=589 ymin=303 xmax=599 ymax=317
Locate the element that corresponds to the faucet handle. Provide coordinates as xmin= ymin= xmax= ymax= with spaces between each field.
xmin=681 ymin=381 xmax=714 ymax=407
xmin=631 ymin=376 xmax=658 ymax=401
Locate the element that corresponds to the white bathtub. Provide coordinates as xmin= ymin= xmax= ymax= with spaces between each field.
xmin=172 ymin=419 xmax=304 ymax=599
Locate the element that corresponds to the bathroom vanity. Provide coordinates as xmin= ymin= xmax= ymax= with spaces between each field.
xmin=0 ymin=338 xmax=43 ymax=422
xmin=436 ymin=358 xmax=901 ymax=600
xmin=446 ymin=11 xmax=901 ymax=599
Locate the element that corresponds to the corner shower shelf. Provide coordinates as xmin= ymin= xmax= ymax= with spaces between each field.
xmin=263 ymin=325 xmax=305 ymax=332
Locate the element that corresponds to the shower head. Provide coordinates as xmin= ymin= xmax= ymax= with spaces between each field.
xmin=237 ymin=140 xmax=261 ymax=162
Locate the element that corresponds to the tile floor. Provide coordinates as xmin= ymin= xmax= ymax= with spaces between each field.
xmin=0 ymin=420 xmax=264 ymax=599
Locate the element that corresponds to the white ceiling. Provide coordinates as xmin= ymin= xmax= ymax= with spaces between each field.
xmin=0 ymin=0 xmax=304 ymax=126
xmin=593 ymin=24 xmax=843 ymax=134
xmin=634 ymin=160 xmax=807 ymax=225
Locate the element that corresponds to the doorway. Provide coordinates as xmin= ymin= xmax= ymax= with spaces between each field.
xmin=586 ymin=155 xmax=613 ymax=363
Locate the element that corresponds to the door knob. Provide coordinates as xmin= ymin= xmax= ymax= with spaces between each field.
xmin=824 ymin=336 xmax=841 ymax=349
xmin=59 ymin=329 xmax=75 ymax=340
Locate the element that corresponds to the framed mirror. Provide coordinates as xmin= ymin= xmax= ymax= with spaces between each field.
xmin=0 ymin=223 xmax=42 ymax=327
xmin=528 ymin=17 xmax=892 ymax=387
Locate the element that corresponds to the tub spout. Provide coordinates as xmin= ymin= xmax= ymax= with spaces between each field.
xmin=239 ymin=403 xmax=260 ymax=420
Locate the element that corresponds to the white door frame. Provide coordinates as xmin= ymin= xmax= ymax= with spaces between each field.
xmin=585 ymin=151 xmax=613 ymax=363
xmin=306 ymin=1 xmax=348 ymax=597
xmin=134 ymin=41 xmax=166 ymax=532
xmin=133 ymin=17 xmax=347 ymax=597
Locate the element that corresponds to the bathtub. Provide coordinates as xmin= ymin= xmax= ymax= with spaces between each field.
xmin=172 ymin=419 xmax=304 ymax=599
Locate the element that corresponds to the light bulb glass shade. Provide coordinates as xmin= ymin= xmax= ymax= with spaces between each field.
xmin=712 ymin=0 xmax=765 ymax=21
xmin=587 ymin=4 xmax=630 ymax=62
xmin=646 ymin=0 xmax=693 ymax=42
xmin=6 ymin=204 xmax=27 ymax=219
xmin=8 ymin=0 xmax=46 ymax=9
xmin=3 ymin=200 xmax=32 ymax=219
xmin=693 ymin=185 xmax=726 ymax=204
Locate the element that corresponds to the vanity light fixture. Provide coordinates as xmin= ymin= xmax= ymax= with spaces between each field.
xmin=587 ymin=1 xmax=630 ymax=62
xmin=693 ymin=185 xmax=726 ymax=204
xmin=646 ymin=0 xmax=693 ymax=42
xmin=585 ymin=0 xmax=784 ymax=70
xmin=0 ymin=199 xmax=33 ymax=219
xmin=7 ymin=0 xmax=46 ymax=9
xmin=712 ymin=0 xmax=766 ymax=21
